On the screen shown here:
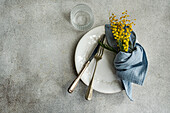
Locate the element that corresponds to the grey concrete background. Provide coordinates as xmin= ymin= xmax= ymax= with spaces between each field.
xmin=0 ymin=0 xmax=170 ymax=113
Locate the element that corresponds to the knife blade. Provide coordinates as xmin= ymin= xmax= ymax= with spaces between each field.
xmin=68 ymin=34 xmax=105 ymax=93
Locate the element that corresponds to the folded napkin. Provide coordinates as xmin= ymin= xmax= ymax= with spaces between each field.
xmin=105 ymin=24 xmax=148 ymax=100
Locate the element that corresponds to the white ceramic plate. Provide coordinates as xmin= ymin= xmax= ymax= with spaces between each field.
xmin=75 ymin=26 xmax=123 ymax=93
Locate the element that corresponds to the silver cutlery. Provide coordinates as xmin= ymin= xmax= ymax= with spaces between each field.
xmin=85 ymin=38 xmax=105 ymax=100
xmin=68 ymin=34 xmax=105 ymax=93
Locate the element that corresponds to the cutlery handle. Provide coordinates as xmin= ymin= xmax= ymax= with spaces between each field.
xmin=85 ymin=61 xmax=98 ymax=100
xmin=68 ymin=61 xmax=90 ymax=93
xmin=85 ymin=80 xmax=94 ymax=100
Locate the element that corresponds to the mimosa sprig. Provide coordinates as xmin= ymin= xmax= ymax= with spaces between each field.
xmin=99 ymin=10 xmax=136 ymax=53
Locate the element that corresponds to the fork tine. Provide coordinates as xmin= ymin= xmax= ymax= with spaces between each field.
xmin=95 ymin=48 xmax=100 ymax=57
xmin=96 ymin=47 xmax=101 ymax=57
xmin=99 ymin=40 xmax=105 ymax=57
xmin=95 ymin=36 xmax=105 ymax=58
xmin=96 ymin=47 xmax=103 ymax=57
xmin=99 ymin=47 xmax=104 ymax=57
xmin=99 ymin=47 xmax=103 ymax=56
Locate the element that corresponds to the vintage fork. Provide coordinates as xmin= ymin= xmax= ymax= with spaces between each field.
xmin=85 ymin=43 xmax=104 ymax=100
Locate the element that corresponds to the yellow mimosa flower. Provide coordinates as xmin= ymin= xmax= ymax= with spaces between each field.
xmin=113 ymin=33 xmax=116 ymax=36
xmin=109 ymin=10 xmax=135 ymax=52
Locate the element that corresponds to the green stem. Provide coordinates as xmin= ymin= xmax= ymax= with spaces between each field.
xmin=98 ymin=41 xmax=118 ymax=53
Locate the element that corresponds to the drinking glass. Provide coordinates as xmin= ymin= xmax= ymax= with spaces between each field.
xmin=70 ymin=4 xmax=94 ymax=31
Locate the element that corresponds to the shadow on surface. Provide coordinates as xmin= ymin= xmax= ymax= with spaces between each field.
xmin=63 ymin=11 xmax=70 ymax=24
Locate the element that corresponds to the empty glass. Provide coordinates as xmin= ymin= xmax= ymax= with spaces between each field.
xmin=70 ymin=4 xmax=94 ymax=31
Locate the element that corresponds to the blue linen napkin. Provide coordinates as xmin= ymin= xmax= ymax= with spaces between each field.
xmin=105 ymin=24 xmax=148 ymax=100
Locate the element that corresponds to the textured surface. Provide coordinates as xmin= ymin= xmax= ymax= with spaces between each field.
xmin=0 ymin=0 xmax=170 ymax=113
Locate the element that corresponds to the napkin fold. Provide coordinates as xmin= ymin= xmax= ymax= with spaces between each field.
xmin=105 ymin=24 xmax=148 ymax=100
